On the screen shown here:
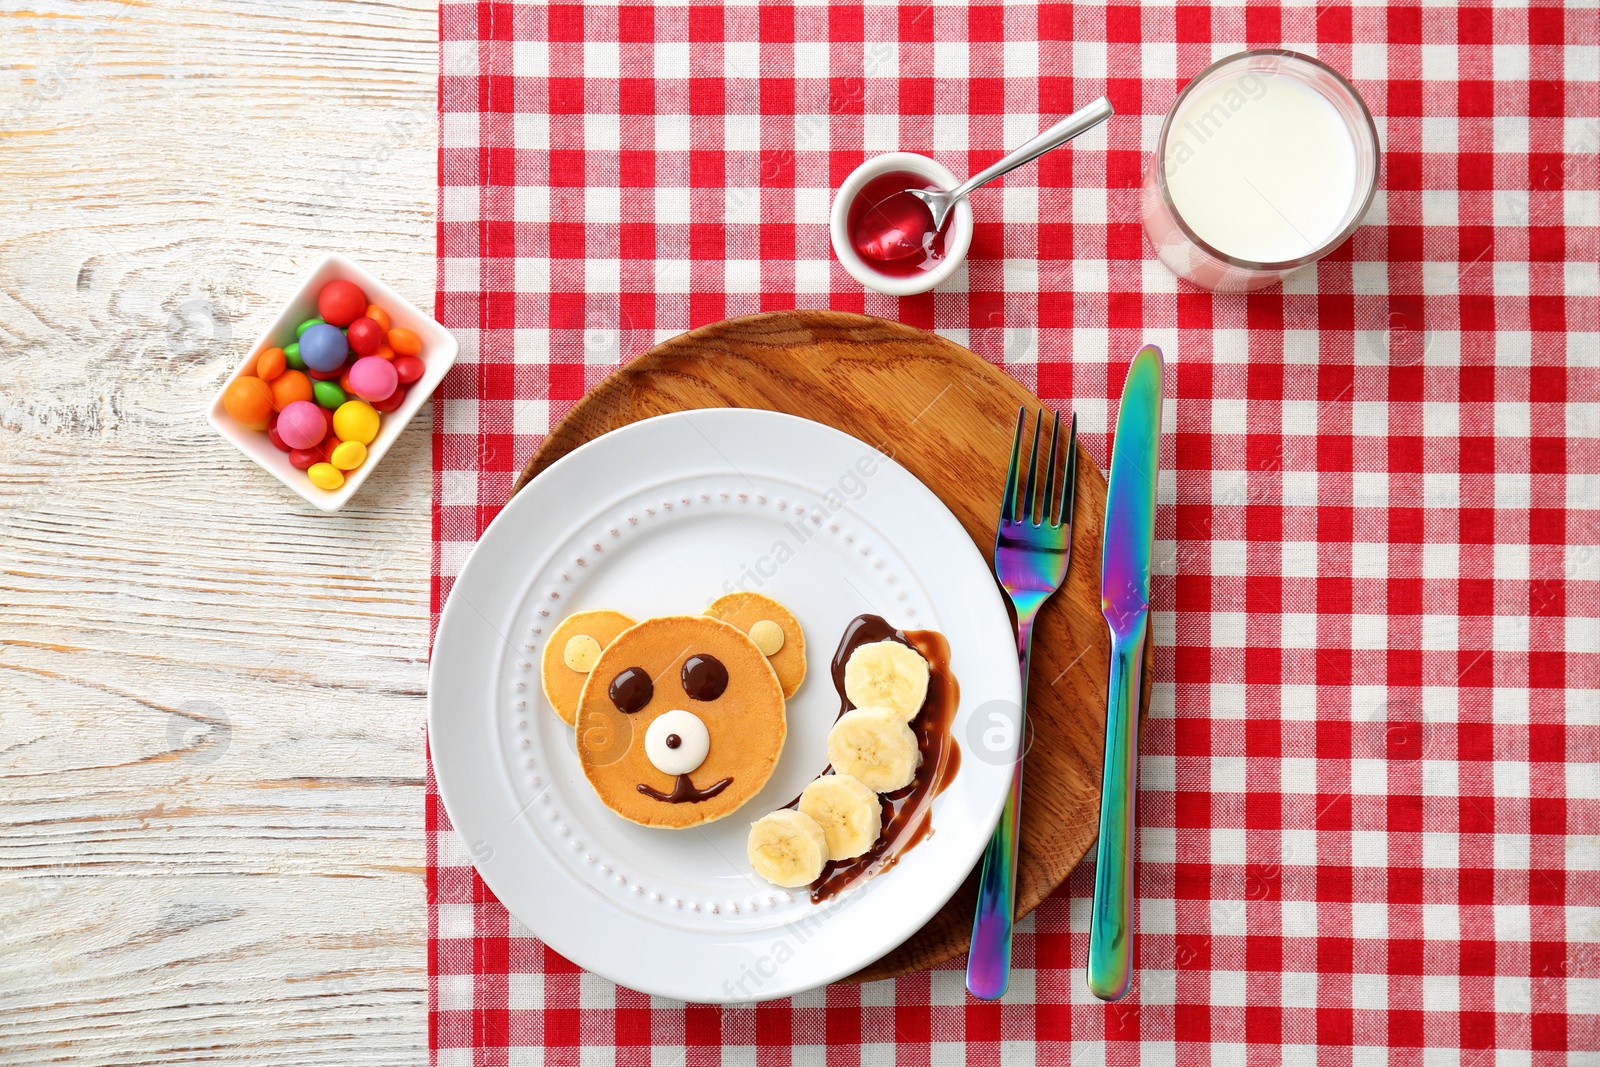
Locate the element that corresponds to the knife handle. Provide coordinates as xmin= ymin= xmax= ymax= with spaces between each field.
xmin=1086 ymin=612 xmax=1146 ymax=1001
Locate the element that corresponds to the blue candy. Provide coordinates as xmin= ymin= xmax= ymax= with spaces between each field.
xmin=299 ymin=323 xmax=349 ymax=373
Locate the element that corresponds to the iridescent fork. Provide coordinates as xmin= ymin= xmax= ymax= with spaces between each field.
xmin=966 ymin=407 xmax=1079 ymax=1001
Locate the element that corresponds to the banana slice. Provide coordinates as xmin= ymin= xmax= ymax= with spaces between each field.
xmin=843 ymin=639 xmax=930 ymax=721
xmin=747 ymin=809 xmax=829 ymax=887
xmin=826 ymin=706 xmax=920 ymax=792
xmin=798 ymin=774 xmax=882 ymax=860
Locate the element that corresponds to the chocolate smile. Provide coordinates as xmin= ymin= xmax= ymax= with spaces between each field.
xmin=637 ymin=773 xmax=733 ymax=804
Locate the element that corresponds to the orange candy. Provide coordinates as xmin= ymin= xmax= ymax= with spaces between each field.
xmin=255 ymin=347 xmax=286 ymax=382
xmin=371 ymin=342 xmax=396 ymax=361
xmin=269 ymin=369 xmax=314 ymax=411
xmin=387 ymin=327 xmax=422 ymax=357
xmin=224 ymin=376 xmax=274 ymax=425
xmin=365 ymin=304 xmax=392 ymax=332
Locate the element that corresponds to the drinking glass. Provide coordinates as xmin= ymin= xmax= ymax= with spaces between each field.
xmin=1141 ymin=49 xmax=1380 ymax=292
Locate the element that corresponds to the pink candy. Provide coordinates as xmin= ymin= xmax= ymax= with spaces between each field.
xmin=347 ymin=356 xmax=398 ymax=403
xmin=277 ymin=401 xmax=328 ymax=450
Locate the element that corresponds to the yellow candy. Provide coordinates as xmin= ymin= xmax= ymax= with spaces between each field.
xmin=307 ymin=462 xmax=345 ymax=490
xmin=332 ymin=400 xmax=380 ymax=445
xmin=330 ymin=439 xmax=367 ymax=470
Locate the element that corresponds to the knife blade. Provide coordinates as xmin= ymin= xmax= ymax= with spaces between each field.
xmin=1087 ymin=343 xmax=1163 ymax=1001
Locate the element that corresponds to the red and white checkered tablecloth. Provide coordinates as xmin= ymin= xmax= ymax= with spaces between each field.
xmin=428 ymin=1 xmax=1599 ymax=1061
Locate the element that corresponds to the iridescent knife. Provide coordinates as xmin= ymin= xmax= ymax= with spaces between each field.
xmin=1086 ymin=344 xmax=1163 ymax=1002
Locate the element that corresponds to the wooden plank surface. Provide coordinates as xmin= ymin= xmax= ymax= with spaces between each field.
xmin=0 ymin=3 xmax=438 ymax=1062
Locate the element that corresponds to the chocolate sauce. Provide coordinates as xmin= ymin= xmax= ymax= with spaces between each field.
xmin=681 ymin=654 xmax=729 ymax=701
xmin=638 ymin=773 xmax=733 ymax=804
xmin=809 ymin=614 xmax=961 ymax=904
xmin=608 ymin=667 xmax=653 ymax=713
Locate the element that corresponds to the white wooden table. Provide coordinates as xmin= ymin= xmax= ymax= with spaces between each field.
xmin=1 ymin=3 xmax=437 ymax=1061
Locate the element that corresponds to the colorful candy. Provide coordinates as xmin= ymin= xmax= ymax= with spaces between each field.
xmin=393 ymin=354 xmax=424 ymax=385
xmin=387 ymin=327 xmax=422 ymax=357
xmin=223 ymin=376 xmax=274 ymax=426
xmin=330 ymin=440 xmax=367 ymax=470
xmin=256 ymin=348 xmax=286 ymax=382
xmin=299 ymin=323 xmax=348 ymax=372
xmin=269 ymin=369 xmax=313 ymax=411
xmin=348 ymin=356 xmax=398 ymax=402
xmin=333 ymin=400 xmax=380 ymax=444
xmin=313 ymin=380 xmax=348 ymax=410
xmin=223 ymin=279 xmax=429 ymax=492
xmin=276 ymin=401 xmax=327 ymax=450
xmin=307 ymin=462 xmax=345 ymax=490
xmin=318 ymin=280 xmax=367 ymax=327
xmin=346 ymin=316 xmax=385 ymax=356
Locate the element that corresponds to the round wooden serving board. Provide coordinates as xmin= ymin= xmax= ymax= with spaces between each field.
xmin=514 ymin=310 xmax=1152 ymax=986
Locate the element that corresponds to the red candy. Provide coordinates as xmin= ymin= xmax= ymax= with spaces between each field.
xmin=393 ymin=354 xmax=424 ymax=385
xmin=308 ymin=365 xmax=343 ymax=382
xmin=268 ymin=425 xmax=291 ymax=452
xmin=346 ymin=316 xmax=385 ymax=356
xmin=317 ymin=280 xmax=367 ymax=327
xmin=288 ymin=448 xmax=322 ymax=470
xmin=371 ymin=383 xmax=407 ymax=413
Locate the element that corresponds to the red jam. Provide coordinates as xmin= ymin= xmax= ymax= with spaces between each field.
xmin=845 ymin=170 xmax=949 ymax=278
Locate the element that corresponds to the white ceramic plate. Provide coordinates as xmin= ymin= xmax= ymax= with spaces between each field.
xmin=428 ymin=409 xmax=1019 ymax=1002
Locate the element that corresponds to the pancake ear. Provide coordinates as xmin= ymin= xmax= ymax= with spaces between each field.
xmin=703 ymin=592 xmax=806 ymax=699
xmin=541 ymin=609 xmax=638 ymax=729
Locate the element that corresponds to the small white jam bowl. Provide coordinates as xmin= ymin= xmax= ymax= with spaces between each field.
xmin=830 ymin=152 xmax=974 ymax=297
xmin=205 ymin=252 xmax=459 ymax=513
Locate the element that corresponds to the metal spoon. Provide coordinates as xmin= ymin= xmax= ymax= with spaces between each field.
xmin=909 ymin=96 xmax=1114 ymax=232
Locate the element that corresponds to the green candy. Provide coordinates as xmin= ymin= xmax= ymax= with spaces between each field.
xmin=296 ymin=317 xmax=326 ymax=339
xmin=284 ymin=342 xmax=305 ymax=370
xmin=313 ymin=380 xmax=347 ymax=409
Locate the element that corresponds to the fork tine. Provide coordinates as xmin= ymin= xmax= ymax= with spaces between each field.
xmin=1000 ymin=406 xmax=1024 ymax=524
xmin=1041 ymin=409 xmax=1061 ymax=526
xmin=1058 ymin=411 xmax=1080 ymax=527
xmin=1021 ymin=408 xmax=1043 ymax=524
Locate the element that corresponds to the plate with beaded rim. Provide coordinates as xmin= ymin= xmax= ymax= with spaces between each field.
xmin=428 ymin=408 xmax=1019 ymax=1002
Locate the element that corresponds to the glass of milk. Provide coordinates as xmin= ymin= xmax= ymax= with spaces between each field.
xmin=1141 ymin=50 xmax=1380 ymax=292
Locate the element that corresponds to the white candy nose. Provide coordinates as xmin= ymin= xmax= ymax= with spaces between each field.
xmin=644 ymin=709 xmax=710 ymax=776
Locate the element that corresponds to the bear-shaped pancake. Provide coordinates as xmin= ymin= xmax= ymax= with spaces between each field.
xmin=574 ymin=614 xmax=787 ymax=828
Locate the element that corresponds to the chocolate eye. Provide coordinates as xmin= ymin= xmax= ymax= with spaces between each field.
xmin=608 ymin=667 xmax=653 ymax=713
xmin=681 ymin=654 xmax=728 ymax=701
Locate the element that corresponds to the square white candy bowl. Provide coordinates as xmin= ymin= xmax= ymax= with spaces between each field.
xmin=206 ymin=252 xmax=458 ymax=512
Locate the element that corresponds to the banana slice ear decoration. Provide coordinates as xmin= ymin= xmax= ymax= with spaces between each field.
xmin=704 ymin=592 xmax=806 ymax=698
xmin=540 ymin=610 xmax=636 ymax=728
